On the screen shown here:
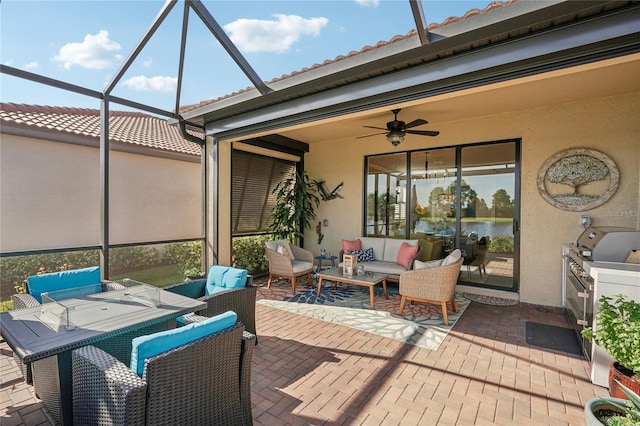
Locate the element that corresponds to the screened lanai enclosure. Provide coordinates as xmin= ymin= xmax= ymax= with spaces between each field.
xmin=2 ymin=0 xmax=639 ymax=308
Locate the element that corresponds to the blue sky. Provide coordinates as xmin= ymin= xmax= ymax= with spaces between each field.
xmin=1 ymin=1 xmax=492 ymax=112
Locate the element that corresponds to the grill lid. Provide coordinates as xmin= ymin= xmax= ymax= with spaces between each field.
xmin=577 ymin=226 xmax=640 ymax=262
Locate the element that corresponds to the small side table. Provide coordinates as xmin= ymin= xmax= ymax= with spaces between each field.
xmin=315 ymin=255 xmax=338 ymax=273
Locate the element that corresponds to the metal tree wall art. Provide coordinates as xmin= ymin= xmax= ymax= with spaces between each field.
xmin=537 ymin=148 xmax=619 ymax=211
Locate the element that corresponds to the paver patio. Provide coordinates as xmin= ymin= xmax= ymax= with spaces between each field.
xmin=1 ymin=293 xmax=610 ymax=425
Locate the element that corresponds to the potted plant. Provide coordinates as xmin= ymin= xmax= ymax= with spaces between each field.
xmin=268 ymin=170 xmax=320 ymax=243
xmin=183 ymin=267 xmax=205 ymax=281
xmin=585 ymin=379 xmax=640 ymax=425
xmin=582 ymin=294 xmax=640 ymax=399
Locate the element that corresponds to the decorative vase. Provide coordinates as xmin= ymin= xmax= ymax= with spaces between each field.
xmin=584 ymin=397 xmax=626 ymax=426
xmin=609 ymin=361 xmax=640 ymax=399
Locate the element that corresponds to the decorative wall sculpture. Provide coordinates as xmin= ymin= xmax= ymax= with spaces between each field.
xmin=537 ymin=148 xmax=619 ymax=211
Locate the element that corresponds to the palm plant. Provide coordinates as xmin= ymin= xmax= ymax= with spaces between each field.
xmin=269 ymin=170 xmax=320 ymax=243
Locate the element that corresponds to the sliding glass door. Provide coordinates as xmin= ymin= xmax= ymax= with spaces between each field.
xmin=364 ymin=140 xmax=519 ymax=292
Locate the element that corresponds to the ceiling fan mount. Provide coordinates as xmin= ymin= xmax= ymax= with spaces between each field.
xmin=358 ymin=108 xmax=439 ymax=146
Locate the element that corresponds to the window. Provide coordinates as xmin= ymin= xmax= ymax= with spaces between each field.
xmin=231 ymin=150 xmax=295 ymax=235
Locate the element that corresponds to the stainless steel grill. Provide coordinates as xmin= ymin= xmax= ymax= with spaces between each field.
xmin=562 ymin=226 xmax=639 ymax=360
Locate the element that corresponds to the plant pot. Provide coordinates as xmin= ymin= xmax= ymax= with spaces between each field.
xmin=185 ymin=275 xmax=205 ymax=282
xmin=609 ymin=361 xmax=640 ymax=399
xmin=585 ymin=397 xmax=627 ymax=425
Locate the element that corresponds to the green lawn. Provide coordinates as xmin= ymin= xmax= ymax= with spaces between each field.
xmin=111 ymin=264 xmax=184 ymax=287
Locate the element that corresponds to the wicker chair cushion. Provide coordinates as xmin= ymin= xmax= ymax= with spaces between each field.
xmin=266 ymin=240 xmax=296 ymax=260
xmin=441 ymin=249 xmax=462 ymax=266
xmin=130 ymin=310 xmax=237 ymax=376
xmin=27 ymin=266 xmax=100 ymax=303
xmin=414 ymin=259 xmax=443 ymax=270
xmin=205 ymin=266 xmax=248 ymax=295
xmin=41 ymin=283 xmax=102 ymax=301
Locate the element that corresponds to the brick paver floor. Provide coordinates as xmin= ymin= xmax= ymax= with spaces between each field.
xmin=1 ymin=296 xmax=609 ymax=425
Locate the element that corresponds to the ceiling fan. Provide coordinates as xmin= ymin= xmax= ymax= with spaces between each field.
xmin=358 ymin=108 xmax=439 ymax=146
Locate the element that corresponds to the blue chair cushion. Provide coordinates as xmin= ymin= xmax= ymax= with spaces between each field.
xmin=27 ymin=266 xmax=101 ymax=303
xmin=41 ymin=283 xmax=102 ymax=302
xmin=205 ymin=265 xmax=247 ymax=295
xmin=130 ymin=310 xmax=237 ymax=376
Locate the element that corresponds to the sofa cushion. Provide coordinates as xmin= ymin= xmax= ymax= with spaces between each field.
xmin=354 ymin=247 xmax=375 ymax=262
xmin=396 ymin=242 xmax=420 ymax=268
xmin=441 ymin=249 xmax=462 ymax=266
xmin=359 ymin=237 xmax=386 ymax=261
xmin=27 ymin=266 xmax=101 ymax=303
xmin=342 ymin=239 xmax=362 ymax=253
xmin=130 ymin=311 xmax=237 ymax=376
xmin=361 ymin=261 xmax=408 ymax=276
xmin=414 ymin=259 xmax=443 ymax=270
xmin=205 ymin=265 xmax=247 ymax=295
xmin=383 ymin=239 xmax=418 ymax=263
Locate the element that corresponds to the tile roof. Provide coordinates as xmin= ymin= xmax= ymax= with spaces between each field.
xmin=178 ymin=0 xmax=516 ymax=114
xmin=0 ymin=103 xmax=201 ymax=156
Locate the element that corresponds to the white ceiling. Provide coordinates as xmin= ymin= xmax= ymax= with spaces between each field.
xmin=275 ymin=54 xmax=640 ymax=145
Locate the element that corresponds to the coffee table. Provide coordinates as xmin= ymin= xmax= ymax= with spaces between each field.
xmin=0 ymin=280 xmax=206 ymax=425
xmin=316 ymin=267 xmax=388 ymax=309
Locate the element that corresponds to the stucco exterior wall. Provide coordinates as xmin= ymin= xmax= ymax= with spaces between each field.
xmin=0 ymin=134 xmax=202 ymax=252
xmin=302 ymin=91 xmax=640 ymax=307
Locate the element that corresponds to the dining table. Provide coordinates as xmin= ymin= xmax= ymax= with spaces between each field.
xmin=0 ymin=280 xmax=206 ymax=425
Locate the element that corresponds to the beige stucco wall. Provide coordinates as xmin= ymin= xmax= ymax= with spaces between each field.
xmin=300 ymin=91 xmax=640 ymax=307
xmin=0 ymin=134 xmax=202 ymax=252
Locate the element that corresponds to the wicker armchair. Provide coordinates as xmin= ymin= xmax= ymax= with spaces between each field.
xmin=398 ymin=257 xmax=463 ymax=325
xmin=264 ymin=240 xmax=314 ymax=294
xmin=72 ymin=322 xmax=255 ymax=425
xmin=164 ymin=276 xmax=257 ymax=338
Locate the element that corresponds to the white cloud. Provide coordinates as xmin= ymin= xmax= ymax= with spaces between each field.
xmin=4 ymin=59 xmax=14 ymax=66
xmin=142 ymin=58 xmax=153 ymax=67
xmin=23 ymin=61 xmax=40 ymax=70
xmin=53 ymin=30 xmax=122 ymax=70
xmin=122 ymin=75 xmax=177 ymax=93
xmin=354 ymin=0 xmax=379 ymax=7
xmin=224 ymin=14 xmax=329 ymax=54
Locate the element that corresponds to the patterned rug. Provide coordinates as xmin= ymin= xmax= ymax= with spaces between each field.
xmin=461 ymin=292 xmax=520 ymax=306
xmin=255 ymin=278 xmax=469 ymax=351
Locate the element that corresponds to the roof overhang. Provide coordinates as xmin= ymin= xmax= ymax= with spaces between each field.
xmin=181 ymin=1 xmax=640 ymax=141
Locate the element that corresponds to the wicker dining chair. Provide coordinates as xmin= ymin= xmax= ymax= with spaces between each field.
xmin=398 ymin=255 xmax=463 ymax=325
xmin=72 ymin=322 xmax=255 ymax=426
xmin=164 ymin=274 xmax=257 ymax=339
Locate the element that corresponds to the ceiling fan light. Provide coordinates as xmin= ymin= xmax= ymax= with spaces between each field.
xmin=386 ymin=131 xmax=405 ymax=146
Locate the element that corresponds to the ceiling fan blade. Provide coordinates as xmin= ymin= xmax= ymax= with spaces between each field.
xmin=356 ymin=132 xmax=386 ymax=139
xmin=362 ymin=125 xmax=388 ymax=131
xmin=406 ymin=129 xmax=440 ymax=137
xmin=404 ymin=119 xmax=428 ymax=129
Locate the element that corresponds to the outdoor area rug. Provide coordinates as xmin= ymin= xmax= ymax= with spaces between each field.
xmin=462 ymin=292 xmax=520 ymax=306
xmin=525 ymin=321 xmax=583 ymax=358
xmin=256 ymin=279 xmax=469 ymax=351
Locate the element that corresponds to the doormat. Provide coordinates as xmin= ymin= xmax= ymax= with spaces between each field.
xmin=525 ymin=321 xmax=583 ymax=358
xmin=461 ymin=292 xmax=519 ymax=306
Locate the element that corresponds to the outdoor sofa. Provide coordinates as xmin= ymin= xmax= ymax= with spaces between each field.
xmin=338 ymin=237 xmax=422 ymax=280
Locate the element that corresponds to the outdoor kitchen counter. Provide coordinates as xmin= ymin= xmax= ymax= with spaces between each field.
xmin=584 ymin=261 xmax=640 ymax=283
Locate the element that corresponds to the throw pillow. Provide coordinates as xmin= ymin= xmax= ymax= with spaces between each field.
xmin=342 ymin=239 xmax=362 ymax=253
xmin=396 ymin=242 xmax=419 ymax=268
xmin=414 ymin=259 xmax=443 ymax=270
xmin=274 ymin=240 xmax=295 ymax=260
xmin=441 ymin=249 xmax=462 ymax=266
xmin=354 ymin=247 xmax=375 ymax=262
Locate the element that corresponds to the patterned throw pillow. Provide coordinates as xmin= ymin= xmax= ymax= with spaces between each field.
xmin=355 ymin=247 xmax=375 ymax=262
